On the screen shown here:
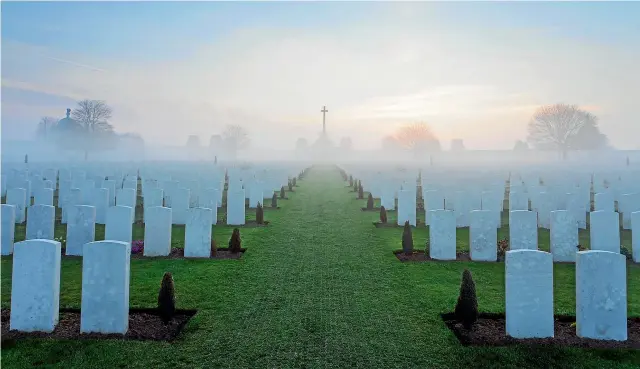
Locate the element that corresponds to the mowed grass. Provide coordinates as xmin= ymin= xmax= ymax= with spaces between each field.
xmin=1 ymin=166 xmax=639 ymax=368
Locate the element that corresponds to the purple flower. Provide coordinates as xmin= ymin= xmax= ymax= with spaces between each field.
xmin=131 ymin=240 xmax=144 ymax=254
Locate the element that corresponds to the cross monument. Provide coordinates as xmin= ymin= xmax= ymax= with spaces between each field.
xmin=321 ymin=106 xmax=328 ymax=135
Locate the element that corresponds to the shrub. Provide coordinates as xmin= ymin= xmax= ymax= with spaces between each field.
xmin=280 ymin=186 xmax=286 ymax=199
xmin=454 ymin=269 xmax=478 ymax=330
xmin=288 ymin=180 xmax=293 ymax=192
xmin=256 ymin=202 xmax=264 ymax=224
xmin=211 ymin=239 xmax=217 ymax=257
xmin=497 ymin=238 xmax=509 ymax=261
xmin=353 ymin=179 xmax=358 ymax=192
xmin=366 ymin=193 xmax=374 ymax=210
xmin=621 ymin=246 xmax=632 ymax=260
xmin=229 ymin=228 xmax=242 ymax=253
xmin=131 ymin=240 xmax=144 ymax=254
xmin=380 ymin=206 xmax=387 ymax=224
xmin=292 ymin=177 xmax=297 ymax=187
xmin=402 ymin=221 xmax=413 ymax=255
xmin=358 ymin=182 xmax=364 ymax=200
xmin=158 ymin=272 xmax=176 ymax=324
xmin=271 ymin=193 xmax=278 ymax=208
xmin=349 ymin=175 xmax=353 ymax=187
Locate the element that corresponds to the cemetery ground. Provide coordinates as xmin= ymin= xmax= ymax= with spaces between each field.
xmin=1 ymin=166 xmax=639 ymax=368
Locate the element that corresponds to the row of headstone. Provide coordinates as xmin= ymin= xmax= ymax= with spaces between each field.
xmin=1 ymin=204 xmax=222 ymax=258
xmin=10 ymin=239 xmax=131 ymax=334
xmin=421 ymin=209 xmax=639 ymax=263
xmin=506 ymin=249 xmax=628 ymax=341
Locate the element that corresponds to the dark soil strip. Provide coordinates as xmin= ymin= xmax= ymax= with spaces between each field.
xmin=361 ymin=207 xmax=397 ymax=212
xmin=393 ymin=250 xmax=474 ymax=262
xmin=1 ymin=308 xmax=197 ymax=344
xmin=442 ymin=312 xmax=640 ymax=349
xmin=133 ymin=247 xmax=246 ymax=260
xmin=373 ymin=222 xmax=423 ymax=228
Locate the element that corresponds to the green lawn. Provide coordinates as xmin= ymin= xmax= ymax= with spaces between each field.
xmin=1 ymin=166 xmax=639 ymax=368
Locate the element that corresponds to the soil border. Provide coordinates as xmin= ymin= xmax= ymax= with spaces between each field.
xmin=373 ymin=222 xmax=424 ymax=228
xmin=1 ymin=308 xmax=197 ymax=344
xmin=441 ymin=312 xmax=640 ymax=349
xmin=393 ymin=250 xmax=477 ymax=262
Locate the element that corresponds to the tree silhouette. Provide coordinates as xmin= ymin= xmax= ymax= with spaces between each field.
xmin=392 ymin=122 xmax=441 ymax=157
xmin=222 ymin=125 xmax=250 ymax=159
xmin=527 ymin=104 xmax=607 ymax=159
xmin=54 ymin=100 xmax=116 ymax=160
xmin=35 ymin=116 xmax=58 ymax=140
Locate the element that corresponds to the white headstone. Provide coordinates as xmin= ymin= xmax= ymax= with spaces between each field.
xmin=80 ymin=240 xmax=130 ymax=334
xmin=509 ymin=191 xmax=528 ymax=211
xmin=66 ymin=205 xmax=96 ymax=256
xmin=470 ymin=210 xmax=497 ymax=261
xmin=26 ymin=204 xmax=55 ymax=240
xmin=144 ymin=206 xmax=172 ymax=256
xmin=429 ymin=210 xmax=456 ymax=260
xmin=248 ymin=184 xmax=263 ymax=209
xmin=116 ymin=188 xmax=136 ymax=224
xmin=509 ymin=210 xmax=538 ymax=250
xmin=619 ymin=193 xmax=640 ymax=230
xmin=424 ymin=190 xmax=444 ymax=225
xmin=61 ymin=188 xmax=82 ymax=224
xmin=105 ymin=206 xmax=133 ymax=245
xmin=1 ymin=204 xmax=16 ymax=255
xmin=33 ymin=188 xmax=54 ymax=206
xmin=397 ymin=190 xmax=417 ymax=226
xmin=92 ymin=188 xmax=109 ymax=224
xmin=632 ymin=211 xmax=640 ymax=263
xmin=505 ymin=250 xmax=554 ymax=338
xmin=184 ymin=208 xmax=213 ymax=258
xmin=171 ymin=188 xmax=190 ymax=225
xmin=576 ymin=250 xmax=627 ymax=341
xmin=199 ymin=188 xmax=219 ymax=225
xmin=104 ymin=179 xmax=117 ymax=206
xmin=143 ymin=188 xmax=164 ymax=222
xmin=6 ymin=187 xmax=26 ymax=224
xmin=10 ymin=239 xmax=61 ymax=332
xmin=227 ymin=189 xmax=246 ymax=225
xmin=594 ymin=192 xmax=614 ymax=212
xmin=589 ymin=211 xmax=620 ymax=253
xmin=550 ymin=210 xmax=578 ymax=262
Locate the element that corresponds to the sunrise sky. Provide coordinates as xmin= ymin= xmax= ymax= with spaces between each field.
xmin=2 ymin=1 xmax=639 ymax=150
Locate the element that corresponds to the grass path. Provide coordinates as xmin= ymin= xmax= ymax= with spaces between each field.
xmin=2 ymin=165 xmax=639 ymax=368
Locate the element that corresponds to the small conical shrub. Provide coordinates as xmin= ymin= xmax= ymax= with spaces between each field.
xmin=158 ymin=272 xmax=176 ymax=324
xmin=353 ymin=179 xmax=358 ymax=192
xmin=280 ymin=186 xmax=286 ymax=199
xmin=292 ymin=177 xmax=297 ymax=187
xmin=211 ymin=239 xmax=218 ymax=257
xmin=380 ymin=206 xmax=387 ymax=224
xmin=366 ymin=193 xmax=374 ymax=210
xmin=288 ymin=180 xmax=293 ymax=192
xmin=402 ymin=221 xmax=413 ymax=255
xmin=256 ymin=202 xmax=264 ymax=224
xmin=271 ymin=193 xmax=278 ymax=208
xmin=349 ymin=175 xmax=353 ymax=187
xmin=454 ymin=269 xmax=478 ymax=330
xmin=229 ymin=228 xmax=242 ymax=253
xmin=358 ymin=183 xmax=364 ymax=199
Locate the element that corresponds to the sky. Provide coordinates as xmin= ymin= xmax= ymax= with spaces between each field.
xmin=1 ymin=1 xmax=639 ymax=150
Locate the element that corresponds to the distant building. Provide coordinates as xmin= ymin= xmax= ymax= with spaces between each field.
xmin=450 ymin=139 xmax=465 ymax=151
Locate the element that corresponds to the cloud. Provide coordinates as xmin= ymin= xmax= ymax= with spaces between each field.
xmin=2 ymin=9 xmax=639 ymax=150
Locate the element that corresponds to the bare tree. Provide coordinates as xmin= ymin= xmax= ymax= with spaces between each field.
xmin=394 ymin=122 xmax=441 ymax=157
xmin=36 ymin=116 xmax=58 ymax=139
xmin=527 ymin=104 xmax=607 ymax=159
xmin=222 ymin=125 xmax=250 ymax=159
xmin=67 ymin=100 xmax=116 ymax=160
xmin=72 ymin=99 xmax=113 ymax=133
